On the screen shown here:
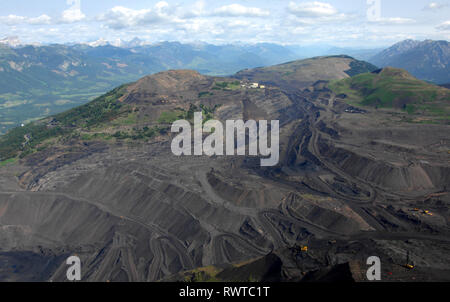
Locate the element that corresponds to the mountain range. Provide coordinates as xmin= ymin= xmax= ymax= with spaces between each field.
xmin=369 ymin=39 xmax=450 ymax=84
xmin=0 ymin=38 xmax=448 ymax=136
xmin=0 ymin=55 xmax=449 ymax=281
xmin=0 ymin=41 xmax=300 ymax=134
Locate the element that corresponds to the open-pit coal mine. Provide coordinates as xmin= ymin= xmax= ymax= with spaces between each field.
xmin=0 ymin=56 xmax=449 ymax=282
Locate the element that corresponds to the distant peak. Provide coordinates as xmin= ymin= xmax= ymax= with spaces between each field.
xmin=0 ymin=36 xmax=22 ymax=47
xmin=396 ymin=39 xmax=419 ymax=44
xmin=126 ymin=69 xmax=206 ymax=98
xmin=86 ymin=38 xmax=110 ymax=47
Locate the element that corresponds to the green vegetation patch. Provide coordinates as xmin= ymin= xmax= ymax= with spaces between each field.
xmin=79 ymin=132 xmax=114 ymax=141
xmin=158 ymin=103 xmax=222 ymax=125
xmin=212 ymin=81 xmax=241 ymax=91
xmin=198 ymin=91 xmax=214 ymax=98
xmin=0 ymin=157 xmax=17 ymax=167
xmin=328 ymin=68 xmax=450 ymax=119
xmin=157 ymin=110 xmax=188 ymax=124
xmin=112 ymin=125 xmax=168 ymax=141
xmin=54 ymin=84 xmax=128 ymax=128
xmin=188 ymin=104 xmax=222 ymax=123
xmin=344 ymin=60 xmax=378 ymax=77
xmin=111 ymin=112 xmax=138 ymax=126
xmin=0 ymin=84 xmax=130 ymax=161
xmin=0 ymin=122 xmax=67 ymax=160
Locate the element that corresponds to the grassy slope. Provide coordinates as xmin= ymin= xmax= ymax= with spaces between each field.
xmin=329 ymin=68 xmax=450 ymax=120
xmin=0 ymin=84 xmax=129 ymax=161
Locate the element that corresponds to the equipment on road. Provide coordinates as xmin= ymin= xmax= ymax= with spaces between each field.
xmin=404 ymin=250 xmax=415 ymax=270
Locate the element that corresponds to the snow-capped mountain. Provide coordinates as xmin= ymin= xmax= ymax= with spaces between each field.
xmin=0 ymin=36 xmax=22 ymax=47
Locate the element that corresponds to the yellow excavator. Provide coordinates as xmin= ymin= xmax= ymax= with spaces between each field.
xmin=423 ymin=210 xmax=433 ymax=216
xmin=404 ymin=251 xmax=415 ymax=270
xmin=412 ymin=208 xmax=433 ymax=216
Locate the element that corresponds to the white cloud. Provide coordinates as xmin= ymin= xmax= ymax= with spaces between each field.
xmin=213 ymin=4 xmax=270 ymax=17
xmin=286 ymin=1 xmax=350 ymax=25
xmin=0 ymin=15 xmax=27 ymax=25
xmin=28 ymin=15 xmax=52 ymax=25
xmin=369 ymin=17 xmax=415 ymax=25
xmin=287 ymin=1 xmax=338 ymax=18
xmin=423 ymin=2 xmax=448 ymax=10
xmin=0 ymin=14 xmax=52 ymax=25
xmin=98 ymin=2 xmax=176 ymax=30
xmin=1 ymin=1 xmax=447 ymax=47
xmin=436 ymin=20 xmax=450 ymax=30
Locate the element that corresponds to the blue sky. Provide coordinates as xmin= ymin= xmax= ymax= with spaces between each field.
xmin=0 ymin=0 xmax=449 ymax=47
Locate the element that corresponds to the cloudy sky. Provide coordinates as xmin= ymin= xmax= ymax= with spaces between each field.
xmin=1 ymin=0 xmax=449 ymax=47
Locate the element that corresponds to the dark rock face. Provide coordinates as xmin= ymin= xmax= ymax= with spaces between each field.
xmin=216 ymin=253 xmax=283 ymax=282
xmin=302 ymin=262 xmax=356 ymax=282
xmin=1 ymin=59 xmax=450 ymax=282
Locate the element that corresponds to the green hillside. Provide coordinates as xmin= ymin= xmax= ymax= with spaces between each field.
xmin=328 ymin=67 xmax=450 ymax=121
xmin=0 ymin=84 xmax=129 ymax=161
